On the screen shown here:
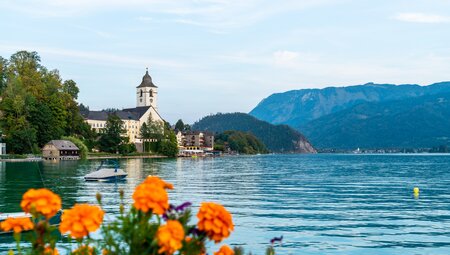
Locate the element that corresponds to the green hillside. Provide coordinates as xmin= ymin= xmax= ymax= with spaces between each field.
xmin=301 ymin=93 xmax=450 ymax=149
xmin=214 ymin=131 xmax=268 ymax=154
xmin=192 ymin=113 xmax=316 ymax=153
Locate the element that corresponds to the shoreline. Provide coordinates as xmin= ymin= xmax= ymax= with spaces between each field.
xmin=0 ymin=158 xmax=43 ymax=162
xmin=87 ymin=155 xmax=167 ymax=160
xmin=0 ymin=155 xmax=168 ymax=162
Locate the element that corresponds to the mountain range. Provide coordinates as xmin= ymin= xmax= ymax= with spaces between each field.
xmin=250 ymin=82 xmax=450 ymax=149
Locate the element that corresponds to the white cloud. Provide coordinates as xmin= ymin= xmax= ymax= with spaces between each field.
xmin=0 ymin=0 xmax=340 ymax=32
xmin=273 ymin=50 xmax=300 ymax=66
xmin=394 ymin=13 xmax=450 ymax=23
xmin=0 ymin=43 xmax=188 ymax=69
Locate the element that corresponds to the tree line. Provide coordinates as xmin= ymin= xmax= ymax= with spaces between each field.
xmin=0 ymin=51 xmax=94 ymax=154
xmin=214 ymin=130 xmax=268 ymax=154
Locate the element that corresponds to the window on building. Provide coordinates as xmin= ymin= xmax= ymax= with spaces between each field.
xmin=140 ymin=89 xmax=143 ymax=97
xmin=150 ymin=90 xmax=153 ymax=97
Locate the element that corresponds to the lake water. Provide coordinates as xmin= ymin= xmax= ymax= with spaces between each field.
xmin=1 ymin=154 xmax=450 ymax=254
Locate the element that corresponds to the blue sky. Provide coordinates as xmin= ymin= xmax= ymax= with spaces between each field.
xmin=1 ymin=0 xmax=449 ymax=124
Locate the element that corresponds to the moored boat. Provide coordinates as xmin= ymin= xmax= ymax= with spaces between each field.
xmin=84 ymin=160 xmax=127 ymax=182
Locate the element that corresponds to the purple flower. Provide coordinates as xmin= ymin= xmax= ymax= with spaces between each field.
xmin=175 ymin=202 xmax=192 ymax=212
xmin=189 ymin=228 xmax=202 ymax=236
xmin=270 ymin=235 xmax=283 ymax=244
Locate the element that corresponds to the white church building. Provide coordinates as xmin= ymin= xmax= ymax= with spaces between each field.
xmin=83 ymin=69 xmax=164 ymax=147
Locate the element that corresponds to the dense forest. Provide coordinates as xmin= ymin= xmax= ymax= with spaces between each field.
xmin=192 ymin=113 xmax=316 ymax=153
xmin=214 ymin=131 xmax=268 ymax=154
xmin=301 ymin=92 xmax=450 ymax=149
xmin=0 ymin=51 xmax=96 ymax=154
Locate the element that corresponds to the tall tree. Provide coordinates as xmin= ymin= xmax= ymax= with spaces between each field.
xmin=98 ymin=113 xmax=126 ymax=153
xmin=0 ymin=51 xmax=90 ymax=154
xmin=139 ymin=122 xmax=149 ymax=152
xmin=0 ymin=78 xmax=37 ymax=153
xmin=174 ymin=119 xmax=185 ymax=131
xmin=62 ymin=79 xmax=79 ymax=99
xmin=159 ymin=122 xmax=178 ymax=157
xmin=0 ymin=56 xmax=7 ymax=93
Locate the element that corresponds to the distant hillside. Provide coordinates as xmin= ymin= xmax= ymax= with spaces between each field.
xmin=215 ymin=130 xmax=268 ymax=154
xmin=301 ymin=93 xmax=450 ymax=149
xmin=192 ymin=113 xmax=316 ymax=153
xmin=250 ymin=82 xmax=450 ymax=128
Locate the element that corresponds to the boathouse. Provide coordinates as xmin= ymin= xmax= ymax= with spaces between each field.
xmin=42 ymin=140 xmax=80 ymax=160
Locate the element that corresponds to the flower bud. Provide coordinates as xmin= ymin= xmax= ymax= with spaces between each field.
xmin=96 ymin=192 xmax=102 ymax=204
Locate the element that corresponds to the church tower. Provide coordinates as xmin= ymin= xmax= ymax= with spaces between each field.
xmin=136 ymin=68 xmax=158 ymax=110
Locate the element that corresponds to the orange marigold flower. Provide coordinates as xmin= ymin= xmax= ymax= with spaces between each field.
xmin=0 ymin=217 xmax=34 ymax=233
xmin=143 ymin=176 xmax=174 ymax=190
xmin=72 ymin=245 xmax=94 ymax=255
xmin=197 ymin=202 xmax=234 ymax=243
xmin=20 ymin=188 xmax=61 ymax=218
xmin=59 ymin=204 xmax=104 ymax=239
xmin=132 ymin=182 xmax=169 ymax=215
xmin=214 ymin=245 xmax=234 ymax=255
xmin=43 ymin=245 xmax=59 ymax=255
xmin=156 ymin=220 xmax=185 ymax=255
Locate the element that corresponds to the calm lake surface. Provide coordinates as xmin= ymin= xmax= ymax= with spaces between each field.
xmin=1 ymin=154 xmax=450 ymax=254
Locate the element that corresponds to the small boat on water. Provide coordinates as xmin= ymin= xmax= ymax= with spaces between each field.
xmin=84 ymin=160 xmax=127 ymax=182
xmin=0 ymin=210 xmax=62 ymax=235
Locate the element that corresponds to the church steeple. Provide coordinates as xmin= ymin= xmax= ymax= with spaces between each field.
xmin=136 ymin=68 xmax=158 ymax=109
xmin=137 ymin=67 xmax=158 ymax=88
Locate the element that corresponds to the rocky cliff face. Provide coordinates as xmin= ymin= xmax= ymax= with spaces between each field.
xmin=250 ymin=82 xmax=450 ymax=128
xmin=295 ymin=139 xmax=317 ymax=153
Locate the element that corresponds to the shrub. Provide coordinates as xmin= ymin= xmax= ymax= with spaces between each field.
xmin=62 ymin=136 xmax=88 ymax=159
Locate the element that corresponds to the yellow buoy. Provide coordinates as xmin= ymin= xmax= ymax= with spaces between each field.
xmin=413 ymin=187 xmax=420 ymax=196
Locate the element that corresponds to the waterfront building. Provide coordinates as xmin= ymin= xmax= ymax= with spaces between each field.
xmin=176 ymin=131 xmax=214 ymax=151
xmin=42 ymin=140 xmax=80 ymax=160
xmin=83 ymin=69 xmax=164 ymax=148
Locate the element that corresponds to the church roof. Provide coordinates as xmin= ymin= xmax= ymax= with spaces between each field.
xmin=82 ymin=107 xmax=151 ymax=121
xmin=137 ymin=69 xmax=158 ymax=88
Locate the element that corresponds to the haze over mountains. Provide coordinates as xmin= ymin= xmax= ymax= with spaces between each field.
xmin=250 ymin=82 xmax=450 ymax=150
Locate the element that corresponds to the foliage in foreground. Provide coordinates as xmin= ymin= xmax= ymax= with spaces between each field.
xmin=0 ymin=176 xmax=280 ymax=254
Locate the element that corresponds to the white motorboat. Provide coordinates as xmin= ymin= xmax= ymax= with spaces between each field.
xmin=84 ymin=160 xmax=127 ymax=182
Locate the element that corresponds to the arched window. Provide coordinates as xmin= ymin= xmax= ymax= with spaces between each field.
xmin=149 ymin=90 xmax=153 ymax=97
xmin=140 ymin=90 xmax=143 ymax=97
